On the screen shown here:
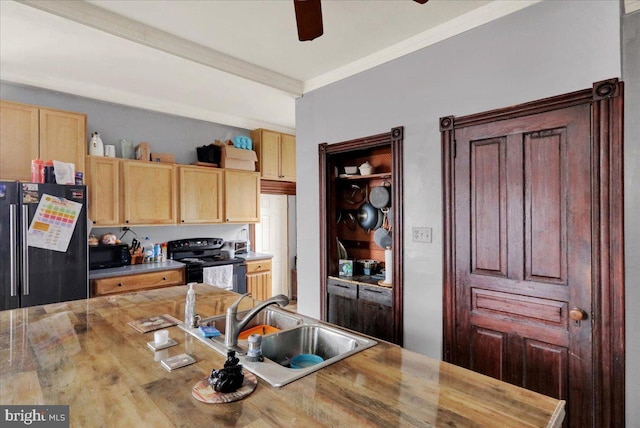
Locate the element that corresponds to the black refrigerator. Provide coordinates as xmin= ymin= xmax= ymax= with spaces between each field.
xmin=0 ymin=182 xmax=88 ymax=310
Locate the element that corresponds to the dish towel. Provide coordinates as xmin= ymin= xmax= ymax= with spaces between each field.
xmin=203 ymin=265 xmax=234 ymax=290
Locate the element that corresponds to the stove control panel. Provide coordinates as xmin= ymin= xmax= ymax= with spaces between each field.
xmin=167 ymin=238 xmax=224 ymax=252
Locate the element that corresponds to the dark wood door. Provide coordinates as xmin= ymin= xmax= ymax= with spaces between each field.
xmin=441 ymin=79 xmax=625 ymax=427
xmin=454 ymin=105 xmax=591 ymax=423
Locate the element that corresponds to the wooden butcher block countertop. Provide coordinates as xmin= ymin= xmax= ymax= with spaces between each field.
xmin=0 ymin=285 xmax=564 ymax=427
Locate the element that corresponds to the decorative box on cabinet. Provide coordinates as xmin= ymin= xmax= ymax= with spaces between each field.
xmin=0 ymin=100 xmax=86 ymax=181
xmin=246 ymin=259 xmax=272 ymax=301
xmin=121 ymin=160 xmax=177 ymax=225
xmin=250 ymin=128 xmax=296 ymax=182
xmin=178 ymin=165 xmax=223 ymax=224
xmin=91 ymin=269 xmax=185 ymax=296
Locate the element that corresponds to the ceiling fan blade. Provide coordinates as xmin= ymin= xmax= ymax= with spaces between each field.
xmin=294 ymin=0 xmax=323 ymax=41
xmin=413 ymin=0 xmax=429 ymax=4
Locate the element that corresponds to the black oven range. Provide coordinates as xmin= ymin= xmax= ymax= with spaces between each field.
xmin=167 ymin=238 xmax=246 ymax=294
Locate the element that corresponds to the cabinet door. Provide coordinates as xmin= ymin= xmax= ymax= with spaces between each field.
xmin=0 ymin=101 xmax=39 ymax=181
xmin=359 ymin=286 xmax=393 ymax=342
xmin=224 ymin=170 xmax=260 ymax=222
xmin=280 ymin=133 xmax=296 ymax=181
xmin=247 ymin=272 xmax=272 ymax=301
xmin=178 ymin=165 xmax=223 ymax=224
xmin=91 ymin=269 xmax=185 ymax=296
xmin=327 ymin=279 xmax=359 ymax=331
xmin=86 ymin=156 xmax=120 ymax=226
xmin=122 ymin=161 xmax=177 ymax=225
xmin=39 ymin=108 xmax=86 ymax=176
xmin=259 ymin=129 xmax=281 ymax=180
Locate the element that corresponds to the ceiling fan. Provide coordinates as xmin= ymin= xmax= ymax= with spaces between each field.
xmin=294 ymin=0 xmax=429 ymax=41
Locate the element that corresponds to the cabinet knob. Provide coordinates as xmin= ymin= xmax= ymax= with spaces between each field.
xmin=125 ymin=220 xmax=129 ymax=224
xmin=92 ymin=220 xmax=96 ymax=224
xmin=569 ymin=307 xmax=586 ymax=321
xmin=118 ymin=283 xmax=123 ymax=287
xmin=162 ymin=277 xmax=166 ymax=281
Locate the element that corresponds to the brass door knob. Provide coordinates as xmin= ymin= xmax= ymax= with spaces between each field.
xmin=569 ymin=307 xmax=586 ymax=321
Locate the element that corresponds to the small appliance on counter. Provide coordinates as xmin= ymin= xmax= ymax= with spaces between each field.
xmin=89 ymin=243 xmax=131 ymax=270
xmin=226 ymin=240 xmax=249 ymax=255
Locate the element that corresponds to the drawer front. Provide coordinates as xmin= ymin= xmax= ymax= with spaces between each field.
xmin=93 ymin=269 xmax=184 ymax=295
xmin=359 ymin=285 xmax=392 ymax=307
xmin=327 ymin=277 xmax=358 ymax=299
xmin=246 ymin=259 xmax=272 ymax=274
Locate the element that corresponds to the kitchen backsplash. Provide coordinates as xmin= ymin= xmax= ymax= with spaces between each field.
xmin=91 ymin=224 xmax=249 ymax=250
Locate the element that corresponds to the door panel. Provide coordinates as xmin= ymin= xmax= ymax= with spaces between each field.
xmin=454 ymin=105 xmax=591 ymax=426
xmin=442 ymin=80 xmax=625 ymax=427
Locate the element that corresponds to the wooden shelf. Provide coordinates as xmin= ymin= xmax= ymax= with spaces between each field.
xmin=338 ymin=172 xmax=391 ymax=181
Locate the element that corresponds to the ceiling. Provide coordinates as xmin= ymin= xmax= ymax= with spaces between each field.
xmin=0 ymin=0 xmax=542 ymax=133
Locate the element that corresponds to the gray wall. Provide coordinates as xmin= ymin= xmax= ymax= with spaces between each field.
xmin=295 ymin=0 xmax=634 ymax=422
xmin=623 ymin=9 xmax=640 ymax=426
xmin=0 ymin=81 xmax=251 ymax=244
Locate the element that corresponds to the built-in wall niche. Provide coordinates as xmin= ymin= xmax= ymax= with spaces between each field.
xmin=319 ymin=126 xmax=404 ymax=345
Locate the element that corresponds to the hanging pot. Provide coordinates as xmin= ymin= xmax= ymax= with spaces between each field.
xmin=357 ymin=202 xmax=379 ymax=231
xmin=374 ymin=227 xmax=392 ymax=249
xmin=370 ymin=182 xmax=391 ymax=209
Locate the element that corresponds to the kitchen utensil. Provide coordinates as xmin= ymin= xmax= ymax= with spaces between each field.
xmin=370 ymin=182 xmax=390 ymax=208
xmin=374 ymin=227 xmax=391 ymax=249
xmin=336 ymin=238 xmax=348 ymax=260
xmin=359 ymin=161 xmax=373 ymax=175
xmin=343 ymin=184 xmax=365 ymax=205
xmin=357 ymin=201 xmax=378 ymax=231
xmin=344 ymin=166 xmax=359 ymax=175
xmin=290 ymin=354 xmax=324 ymax=369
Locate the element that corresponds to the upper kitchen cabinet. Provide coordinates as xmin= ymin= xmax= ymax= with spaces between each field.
xmin=224 ymin=169 xmax=260 ymax=223
xmin=121 ymin=160 xmax=177 ymax=225
xmin=250 ymin=128 xmax=296 ymax=182
xmin=0 ymin=101 xmax=86 ymax=181
xmin=86 ymin=156 xmax=120 ymax=226
xmin=178 ymin=165 xmax=224 ymax=224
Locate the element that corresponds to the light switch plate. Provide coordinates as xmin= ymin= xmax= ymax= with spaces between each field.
xmin=412 ymin=227 xmax=432 ymax=243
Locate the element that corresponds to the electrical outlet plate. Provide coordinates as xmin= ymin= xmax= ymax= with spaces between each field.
xmin=412 ymin=227 xmax=432 ymax=243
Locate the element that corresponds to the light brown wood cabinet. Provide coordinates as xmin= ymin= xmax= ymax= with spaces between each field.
xmin=246 ymin=259 xmax=272 ymax=301
xmin=250 ymin=128 xmax=296 ymax=182
xmin=0 ymin=100 xmax=86 ymax=181
xmin=178 ymin=165 xmax=223 ymax=224
xmin=86 ymin=156 xmax=120 ymax=226
xmin=91 ymin=268 xmax=185 ymax=296
xmin=224 ymin=169 xmax=260 ymax=223
xmin=121 ymin=160 xmax=177 ymax=225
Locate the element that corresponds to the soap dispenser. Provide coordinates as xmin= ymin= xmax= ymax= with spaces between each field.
xmin=185 ymin=283 xmax=196 ymax=326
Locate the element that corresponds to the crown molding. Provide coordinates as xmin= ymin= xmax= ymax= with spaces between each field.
xmin=1 ymin=72 xmax=296 ymax=134
xmin=303 ymin=0 xmax=542 ymax=93
xmin=17 ymin=0 xmax=304 ymax=97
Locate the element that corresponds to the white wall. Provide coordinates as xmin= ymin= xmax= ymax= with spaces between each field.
xmin=295 ymin=0 xmax=628 ymax=413
xmin=622 ymin=9 xmax=640 ymax=426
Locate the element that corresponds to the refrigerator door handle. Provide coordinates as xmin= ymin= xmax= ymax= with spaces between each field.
xmin=10 ymin=204 xmax=18 ymax=297
xmin=21 ymin=205 xmax=29 ymax=296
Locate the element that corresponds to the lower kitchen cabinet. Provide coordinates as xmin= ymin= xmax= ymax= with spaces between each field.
xmin=327 ymin=276 xmax=393 ymax=341
xmin=246 ymin=259 xmax=272 ymax=301
xmin=91 ymin=268 xmax=185 ymax=296
xmin=327 ymin=279 xmax=359 ymax=329
xmin=359 ymin=285 xmax=393 ymax=342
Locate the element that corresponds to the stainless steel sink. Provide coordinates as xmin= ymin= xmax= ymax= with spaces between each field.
xmin=199 ymin=306 xmax=303 ymax=335
xmin=178 ymin=307 xmax=377 ymax=387
xmin=261 ymin=324 xmax=359 ymax=367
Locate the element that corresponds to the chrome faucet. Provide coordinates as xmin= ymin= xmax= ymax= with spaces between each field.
xmin=224 ymin=293 xmax=289 ymax=348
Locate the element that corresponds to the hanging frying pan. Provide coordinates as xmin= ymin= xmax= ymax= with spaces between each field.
xmin=358 ymin=201 xmax=379 ymax=231
xmin=370 ymin=182 xmax=391 ymax=209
